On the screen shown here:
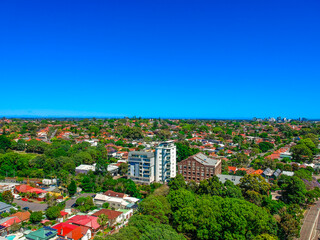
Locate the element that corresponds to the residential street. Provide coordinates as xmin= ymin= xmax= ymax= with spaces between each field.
xmin=13 ymin=199 xmax=48 ymax=211
xmin=298 ymin=201 xmax=320 ymax=240
xmin=65 ymin=193 xmax=95 ymax=208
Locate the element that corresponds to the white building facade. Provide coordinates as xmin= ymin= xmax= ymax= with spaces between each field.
xmin=155 ymin=141 xmax=176 ymax=183
xmin=128 ymin=151 xmax=155 ymax=184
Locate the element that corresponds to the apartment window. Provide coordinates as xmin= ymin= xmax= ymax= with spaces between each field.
xmin=197 ymin=167 xmax=200 ymax=171
xmin=206 ymin=167 xmax=210 ymax=172
xmin=184 ymin=165 xmax=186 ymax=169
xmin=201 ymin=167 xmax=204 ymax=171
xmin=192 ymin=166 xmax=195 ymax=170
xmin=179 ymin=165 xmax=182 ymax=169
xmin=188 ymin=161 xmax=191 ymax=165
xmin=201 ymin=173 xmax=204 ymax=176
xmin=197 ymin=173 xmax=200 ymax=176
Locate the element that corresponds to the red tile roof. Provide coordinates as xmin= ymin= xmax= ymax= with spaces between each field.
xmin=53 ymin=223 xmax=83 ymax=240
xmin=103 ymin=190 xmax=125 ymax=198
xmin=10 ymin=211 xmax=30 ymax=222
xmin=66 ymin=215 xmax=100 ymax=230
xmin=1 ymin=217 xmax=21 ymax=227
xmin=92 ymin=209 xmax=122 ymax=220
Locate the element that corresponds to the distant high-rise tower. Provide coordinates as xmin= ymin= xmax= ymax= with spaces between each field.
xmin=155 ymin=141 xmax=176 ymax=183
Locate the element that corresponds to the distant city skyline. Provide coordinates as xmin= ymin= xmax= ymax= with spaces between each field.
xmin=1 ymin=1 xmax=319 ymax=118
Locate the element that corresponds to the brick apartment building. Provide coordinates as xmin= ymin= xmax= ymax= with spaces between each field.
xmin=177 ymin=153 xmax=221 ymax=183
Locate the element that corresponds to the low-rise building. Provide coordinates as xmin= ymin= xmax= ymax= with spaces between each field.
xmin=53 ymin=222 xmax=91 ymax=240
xmin=65 ymin=215 xmax=100 ymax=234
xmin=10 ymin=211 xmax=30 ymax=222
xmin=0 ymin=202 xmax=14 ymax=214
xmin=75 ymin=164 xmax=96 ymax=175
xmin=25 ymin=227 xmax=57 ymax=240
xmin=217 ymin=174 xmax=243 ymax=185
xmin=92 ymin=209 xmax=123 ymax=228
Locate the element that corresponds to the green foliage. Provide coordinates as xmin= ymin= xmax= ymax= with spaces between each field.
xmin=196 ymin=176 xmax=243 ymax=199
xmin=176 ymin=142 xmax=200 ymax=162
xmin=168 ymin=174 xmax=186 ymax=191
xmin=139 ymin=195 xmax=172 ymax=224
xmin=294 ymin=168 xmax=312 ymax=181
xmin=102 ymin=202 xmax=110 ymax=209
xmin=68 ymin=180 xmax=77 ymax=196
xmin=76 ymin=196 xmax=95 ymax=212
xmin=259 ymin=142 xmax=274 ymax=152
xmin=2 ymin=190 xmax=13 ymax=204
xmin=281 ymin=176 xmax=307 ymax=205
xmin=30 ymin=211 xmax=43 ymax=223
xmin=291 ymin=139 xmax=316 ymax=162
xmin=45 ymin=206 xmax=61 ymax=220
xmin=102 ymin=215 xmax=185 ymax=240
xmin=0 ymin=135 xmax=11 ymax=151
xmin=168 ymin=191 xmax=278 ymax=240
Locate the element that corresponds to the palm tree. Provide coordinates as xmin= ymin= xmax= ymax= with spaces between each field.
xmin=97 ymin=214 xmax=109 ymax=228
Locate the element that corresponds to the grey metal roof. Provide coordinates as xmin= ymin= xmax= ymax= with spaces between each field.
xmin=128 ymin=151 xmax=154 ymax=158
xmin=0 ymin=217 xmax=14 ymax=225
xmin=0 ymin=201 xmax=12 ymax=211
xmin=273 ymin=169 xmax=282 ymax=177
xmin=192 ymin=153 xmax=220 ymax=166
xmin=217 ymin=174 xmax=243 ymax=185
xmin=263 ymin=168 xmax=274 ymax=176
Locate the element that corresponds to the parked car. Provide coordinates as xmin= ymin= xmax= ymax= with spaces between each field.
xmin=23 ymin=207 xmax=29 ymax=211
xmin=22 ymin=198 xmax=28 ymax=202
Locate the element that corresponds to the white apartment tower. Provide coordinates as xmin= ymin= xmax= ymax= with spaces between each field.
xmin=155 ymin=141 xmax=176 ymax=183
xmin=128 ymin=151 xmax=155 ymax=184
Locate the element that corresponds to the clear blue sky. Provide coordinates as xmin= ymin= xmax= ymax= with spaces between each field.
xmin=0 ymin=0 xmax=319 ymax=119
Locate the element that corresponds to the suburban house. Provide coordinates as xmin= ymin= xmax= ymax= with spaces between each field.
xmin=0 ymin=185 xmax=15 ymax=193
xmin=0 ymin=216 xmax=21 ymax=236
xmin=14 ymin=185 xmax=47 ymax=201
xmin=94 ymin=194 xmax=130 ymax=209
xmin=53 ymin=222 xmax=91 ymax=240
xmin=117 ymin=209 xmax=134 ymax=225
xmin=92 ymin=209 xmax=123 ymax=228
xmin=217 ymin=174 xmax=243 ymax=185
xmin=75 ymin=164 xmax=96 ymax=175
xmin=10 ymin=211 xmax=30 ymax=222
xmin=177 ymin=153 xmax=222 ymax=183
xmin=104 ymin=190 xmax=127 ymax=199
xmin=25 ymin=227 xmax=58 ymax=240
xmin=65 ymin=215 xmax=100 ymax=234
xmin=0 ymin=202 xmax=13 ymax=214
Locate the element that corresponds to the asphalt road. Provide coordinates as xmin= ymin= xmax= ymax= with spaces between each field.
xmin=299 ymin=201 xmax=320 ymax=240
xmin=13 ymin=193 xmax=95 ymax=211
xmin=65 ymin=193 xmax=95 ymax=208
xmin=13 ymin=199 xmax=48 ymax=211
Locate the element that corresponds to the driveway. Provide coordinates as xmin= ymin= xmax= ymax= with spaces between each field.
xmin=65 ymin=193 xmax=95 ymax=208
xmin=13 ymin=199 xmax=48 ymax=211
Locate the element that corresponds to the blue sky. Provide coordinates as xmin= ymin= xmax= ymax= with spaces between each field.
xmin=0 ymin=0 xmax=319 ymax=119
